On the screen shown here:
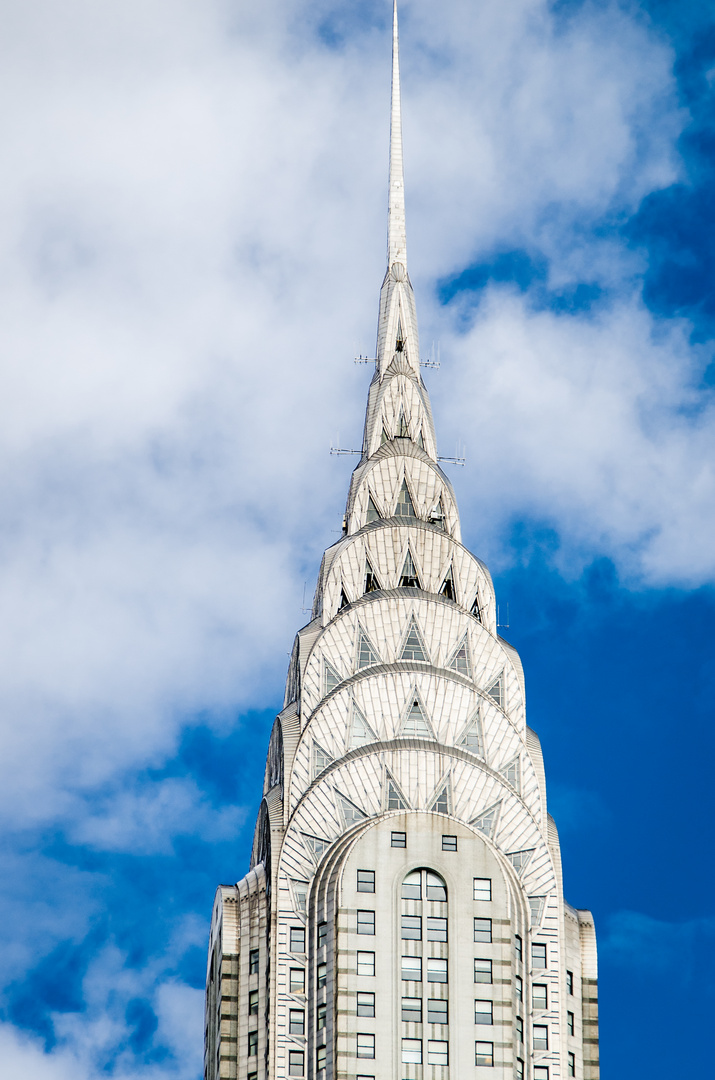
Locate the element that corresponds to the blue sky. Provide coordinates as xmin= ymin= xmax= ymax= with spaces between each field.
xmin=0 ymin=0 xmax=713 ymax=1076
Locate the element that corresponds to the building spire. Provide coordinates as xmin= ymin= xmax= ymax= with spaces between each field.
xmin=388 ymin=0 xmax=407 ymax=270
xmin=375 ymin=0 xmax=420 ymax=376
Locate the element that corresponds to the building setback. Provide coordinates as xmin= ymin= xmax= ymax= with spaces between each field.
xmin=204 ymin=5 xmax=599 ymax=1079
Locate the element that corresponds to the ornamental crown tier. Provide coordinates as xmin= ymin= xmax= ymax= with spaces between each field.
xmin=204 ymin=5 xmax=599 ymax=1080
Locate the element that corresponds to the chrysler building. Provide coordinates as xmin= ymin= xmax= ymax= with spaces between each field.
xmin=204 ymin=5 xmax=599 ymax=1079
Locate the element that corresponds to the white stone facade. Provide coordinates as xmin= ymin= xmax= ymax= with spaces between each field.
xmin=204 ymin=6 xmax=599 ymax=1080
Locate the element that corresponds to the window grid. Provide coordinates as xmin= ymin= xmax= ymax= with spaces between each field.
xmin=427 ymin=998 xmax=448 ymax=1024
xmin=533 ymin=984 xmax=548 ymax=1010
xmin=357 ymin=869 xmax=375 ymax=893
xmin=532 ymin=943 xmax=547 ymax=969
xmin=475 ymin=1041 xmax=494 ymax=1067
xmin=288 ymin=1009 xmax=304 ymax=1035
xmin=402 ymin=1038 xmax=422 ymax=1064
xmin=357 ymin=910 xmax=376 ymax=935
xmin=428 ymin=1040 xmax=449 ymax=1066
xmin=401 ymin=996 xmax=422 ymax=1023
xmin=475 ymin=958 xmax=492 ymax=984
xmin=533 ymin=1024 xmax=549 ymax=1050
xmin=289 ymin=968 xmax=305 ymax=994
xmin=391 ymin=831 xmax=407 ymax=848
xmin=357 ymin=951 xmax=375 ymax=977
xmin=401 ymin=955 xmax=422 ymax=981
xmin=357 ymin=992 xmax=375 ymax=1017
xmin=473 ymin=877 xmax=492 ymax=901
xmin=288 ymin=1050 xmax=304 ymax=1077
xmin=475 ymin=999 xmax=493 ymax=1025
xmin=442 ymin=834 xmax=457 ymax=851
xmin=474 ymin=917 xmax=492 ymax=942
xmin=356 ymin=1033 xmax=375 ymax=1059
xmin=427 ymin=958 xmax=448 ymax=983
xmin=289 ymin=927 xmax=305 ymax=953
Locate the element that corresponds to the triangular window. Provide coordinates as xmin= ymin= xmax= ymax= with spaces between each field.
xmin=349 ymin=702 xmax=376 ymax=748
xmin=289 ymin=879 xmax=309 ymax=913
xmin=440 ymin=566 xmax=456 ymax=602
xmin=470 ymin=801 xmax=501 ymax=839
xmin=337 ymin=792 xmax=368 ymax=829
xmin=339 ymin=587 xmax=350 ymax=611
xmin=471 ymin=595 xmax=482 ymax=622
xmin=400 ymin=617 xmax=428 ymax=661
xmin=429 ymin=781 xmax=450 ymax=814
xmin=381 ymin=426 xmax=390 ymax=446
xmin=429 ymin=498 xmax=446 ymax=530
xmin=487 ymin=672 xmax=504 ymax=708
xmin=364 ymin=557 xmax=379 ymax=594
xmin=301 ymin=833 xmax=331 ymax=862
xmin=395 ymin=315 xmax=404 ymax=352
xmin=506 ymin=849 xmax=534 ymax=876
xmin=394 ymin=479 xmax=416 ymax=519
xmin=313 ymin=742 xmax=333 ymax=778
xmin=447 ymin=634 xmax=471 ymax=677
xmin=401 ymin=695 xmax=433 ymax=738
xmin=366 ymin=493 xmax=381 ymax=523
xmin=385 ymin=773 xmax=408 ymax=811
xmin=458 ymin=712 xmax=483 ymax=754
xmin=417 ymin=429 xmax=425 ymax=451
xmin=356 ymin=627 xmax=380 ymax=669
xmin=399 ymin=549 xmax=420 ymax=588
xmin=323 ymin=659 xmax=341 ymax=696
xmin=529 ymin=896 xmax=546 ymax=927
xmin=500 ymin=755 xmax=520 ymax=791
xmin=397 ymin=408 xmax=409 ymax=438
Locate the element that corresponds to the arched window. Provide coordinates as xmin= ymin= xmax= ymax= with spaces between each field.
xmin=401 ymin=868 xmax=447 ymax=902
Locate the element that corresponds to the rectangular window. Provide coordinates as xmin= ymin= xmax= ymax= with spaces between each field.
xmin=248 ymin=1030 xmax=258 ymax=1056
xmin=248 ymin=1074 xmax=257 ymax=1080
xmin=474 ymin=917 xmax=492 ymax=943
xmin=356 ymin=1033 xmax=375 ymax=1059
xmin=357 ymin=992 xmax=375 ymax=1017
xmin=534 ymin=1069 xmax=550 ymax=1080
xmin=532 ymin=943 xmax=547 ymax=969
xmin=474 ymin=958 xmax=492 ymax=984
xmin=316 ymin=1045 xmax=326 ymax=1072
xmin=427 ymin=998 xmax=448 ymax=1024
xmin=401 ymin=914 xmax=422 ymax=940
xmin=567 ymin=1011 xmax=575 ymax=1036
xmin=391 ymin=830 xmax=407 ymax=848
xmin=317 ymin=1003 xmax=327 ymax=1030
xmin=317 ymin=922 xmax=328 ymax=949
xmin=289 ymin=968 xmax=305 ymax=994
xmin=288 ymin=1050 xmax=304 ymax=1076
xmin=249 ymin=948 xmax=259 ymax=974
xmin=427 ymin=916 xmax=448 ymax=942
xmin=428 ymin=1040 xmax=449 ymax=1066
xmin=568 ymin=1051 xmax=576 ymax=1076
xmin=401 ymin=955 xmax=422 ymax=981
xmin=289 ymin=1009 xmax=304 ymax=1035
xmin=473 ymin=877 xmax=492 ymax=901
xmin=516 ymin=1059 xmax=524 ymax=1080
xmin=357 ymin=869 xmax=375 ymax=893
xmin=290 ymin=927 xmax=305 ymax=953
xmin=442 ymin=834 xmax=458 ymax=851
xmin=427 ymin=958 xmax=448 ymax=983
xmin=475 ymin=1041 xmax=494 ymax=1066
xmin=515 ymin=975 xmax=523 ymax=1001
xmin=357 ymin=951 xmax=375 ymax=977
xmin=248 ymin=990 xmax=258 ymax=1015
xmin=532 ymin=984 xmax=548 ymax=1010
xmin=516 ymin=1016 xmax=523 ymax=1043
xmin=533 ymin=1025 xmax=549 ymax=1050
xmin=402 ymin=1038 xmax=422 ymax=1064
xmin=515 ymin=935 xmax=522 ymax=962
xmin=474 ymin=999 xmax=493 ymax=1025
xmin=402 ymin=996 xmax=422 ymax=1023
xmin=357 ymin=910 xmax=375 ymax=935
xmin=567 ymin=969 xmax=574 ymax=994
xmin=317 ymin=962 xmax=327 ymax=989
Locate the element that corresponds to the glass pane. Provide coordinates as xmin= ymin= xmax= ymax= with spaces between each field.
xmin=401 ymin=997 xmax=422 ymax=1022
xmin=474 ymin=917 xmax=492 ymax=942
xmin=475 ymin=1042 xmax=494 ymax=1066
xmin=357 ymin=992 xmax=375 ymax=1017
xmin=474 ymin=958 xmax=492 ymax=983
xmin=401 ymin=870 xmax=421 ymax=900
xmin=357 ymin=870 xmax=375 ymax=893
xmin=475 ymin=1000 xmax=493 ymax=1024
xmin=426 ymin=917 xmax=448 ymax=941
xmin=427 ymin=1040 xmax=449 ymax=1066
xmin=401 ymin=915 xmax=422 ymax=940
xmin=401 ymin=1039 xmax=422 ymax=1064
xmin=357 ymin=952 xmax=374 ymax=976
xmin=473 ymin=877 xmax=492 ymax=901
xmin=427 ymin=958 xmax=448 ymax=983
xmin=426 ymin=998 xmax=448 ymax=1024
xmin=289 ymin=1010 xmax=304 ymax=1035
xmin=533 ymin=985 xmax=547 ymax=1010
xmin=401 ymin=955 xmax=422 ymax=981
xmin=426 ymin=871 xmax=447 ymax=901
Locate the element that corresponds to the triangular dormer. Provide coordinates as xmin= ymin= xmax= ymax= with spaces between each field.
xmin=399 ymin=691 xmax=434 ymax=739
xmin=366 ymin=493 xmax=381 ymax=523
xmin=356 ymin=626 xmax=380 ymax=669
xmin=348 ymin=702 xmax=377 ymax=749
xmin=364 ymin=556 xmax=380 ymax=594
xmin=447 ymin=633 xmax=471 ymax=677
xmin=439 ymin=564 xmax=456 ymax=601
xmin=385 ymin=770 xmax=409 ymax=811
xmin=398 ymin=548 xmax=421 ymax=588
xmin=400 ymin=616 xmax=428 ymax=662
xmin=394 ymin=478 xmax=416 ymax=519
